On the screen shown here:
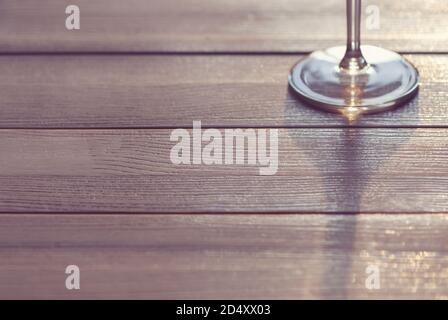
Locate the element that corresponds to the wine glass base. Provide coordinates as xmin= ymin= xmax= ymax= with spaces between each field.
xmin=289 ymin=45 xmax=419 ymax=116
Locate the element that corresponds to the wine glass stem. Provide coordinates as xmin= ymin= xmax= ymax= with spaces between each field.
xmin=340 ymin=0 xmax=368 ymax=71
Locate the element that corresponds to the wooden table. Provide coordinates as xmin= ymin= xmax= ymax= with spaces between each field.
xmin=1 ymin=0 xmax=448 ymax=299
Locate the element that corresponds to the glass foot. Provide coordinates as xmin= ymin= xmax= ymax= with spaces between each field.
xmin=289 ymin=45 xmax=419 ymax=116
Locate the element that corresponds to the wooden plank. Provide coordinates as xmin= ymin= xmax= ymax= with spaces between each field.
xmin=1 ymin=128 xmax=448 ymax=213
xmin=0 ymin=0 xmax=447 ymax=53
xmin=0 ymin=54 xmax=447 ymax=128
xmin=1 ymin=213 xmax=447 ymax=299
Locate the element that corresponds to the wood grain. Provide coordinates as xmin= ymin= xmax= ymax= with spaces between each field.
xmin=1 ymin=214 xmax=448 ymax=299
xmin=0 ymin=0 xmax=447 ymax=53
xmin=1 ymin=0 xmax=448 ymax=300
xmin=0 ymin=54 xmax=447 ymax=128
xmin=1 ymin=128 xmax=447 ymax=213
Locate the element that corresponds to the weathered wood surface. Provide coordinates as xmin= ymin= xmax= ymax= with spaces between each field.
xmin=0 ymin=128 xmax=447 ymax=213
xmin=1 ymin=214 xmax=447 ymax=299
xmin=0 ymin=0 xmax=446 ymax=53
xmin=0 ymin=54 xmax=446 ymax=128
xmin=1 ymin=0 xmax=448 ymax=300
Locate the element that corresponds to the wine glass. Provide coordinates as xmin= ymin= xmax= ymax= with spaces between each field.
xmin=289 ymin=0 xmax=419 ymax=116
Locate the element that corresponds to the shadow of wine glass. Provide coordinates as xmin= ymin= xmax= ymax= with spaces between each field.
xmin=284 ymin=86 xmax=420 ymax=298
